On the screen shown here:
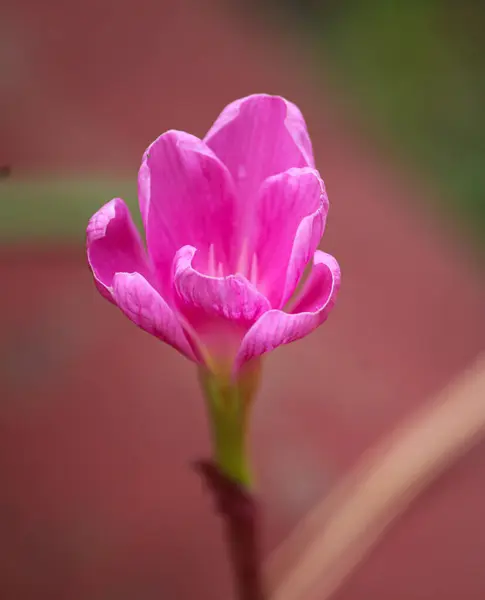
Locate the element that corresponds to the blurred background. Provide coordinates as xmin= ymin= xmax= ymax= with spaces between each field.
xmin=1 ymin=1 xmax=484 ymax=598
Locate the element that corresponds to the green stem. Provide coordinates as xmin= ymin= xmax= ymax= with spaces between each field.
xmin=198 ymin=363 xmax=260 ymax=488
xmin=207 ymin=378 xmax=251 ymax=486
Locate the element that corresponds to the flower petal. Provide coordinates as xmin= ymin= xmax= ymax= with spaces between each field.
xmin=234 ymin=251 xmax=340 ymax=372
xmin=86 ymin=198 xmax=150 ymax=302
xmin=138 ymin=130 xmax=238 ymax=295
xmin=251 ymin=167 xmax=327 ymax=308
xmin=112 ymin=272 xmax=195 ymax=360
xmin=173 ymin=245 xmax=271 ymax=365
xmin=204 ymin=94 xmax=314 ymax=204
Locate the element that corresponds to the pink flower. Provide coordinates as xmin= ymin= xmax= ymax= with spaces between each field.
xmin=87 ymin=94 xmax=340 ymax=377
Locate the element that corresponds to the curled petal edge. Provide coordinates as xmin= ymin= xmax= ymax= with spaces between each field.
xmin=280 ymin=202 xmax=327 ymax=309
xmin=86 ymin=197 xmax=149 ymax=303
xmin=234 ymin=251 xmax=340 ymax=373
xmin=173 ymin=245 xmax=271 ymax=323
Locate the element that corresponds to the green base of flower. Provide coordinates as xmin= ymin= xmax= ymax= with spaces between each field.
xmin=199 ymin=363 xmax=261 ymax=489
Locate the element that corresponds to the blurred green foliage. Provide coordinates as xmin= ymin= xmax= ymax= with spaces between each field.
xmin=257 ymin=0 xmax=485 ymax=245
xmin=0 ymin=180 xmax=138 ymax=242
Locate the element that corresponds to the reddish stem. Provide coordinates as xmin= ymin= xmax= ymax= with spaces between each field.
xmin=196 ymin=461 xmax=266 ymax=600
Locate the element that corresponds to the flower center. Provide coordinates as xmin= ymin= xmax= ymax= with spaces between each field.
xmin=207 ymin=242 xmax=259 ymax=287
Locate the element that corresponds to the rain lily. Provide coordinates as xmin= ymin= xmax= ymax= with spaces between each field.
xmin=86 ymin=94 xmax=340 ymax=483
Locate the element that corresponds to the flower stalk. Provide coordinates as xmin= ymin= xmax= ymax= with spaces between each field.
xmin=197 ymin=363 xmax=266 ymax=599
xmin=198 ymin=364 xmax=260 ymax=487
xmin=196 ymin=461 xmax=266 ymax=600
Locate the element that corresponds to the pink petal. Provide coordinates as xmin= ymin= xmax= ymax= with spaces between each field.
xmin=252 ymin=167 xmax=327 ymax=308
xmin=86 ymin=198 xmax=150 ymax=302
xmin=234 ymin=251 xmax=340 ymax=372
xmin=138 ymin=130 xmax=238 ymax=295
xmin=112 ymin=272 xmax=195 ymax=361
xmin=173 ymin=245 xmax=271 ymax=364
xmin=204 ymin=94 xmax=314 ymax=205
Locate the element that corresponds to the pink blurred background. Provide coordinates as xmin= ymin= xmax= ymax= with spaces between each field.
xmin=1 ymin=1 xmax=484 ymax=598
